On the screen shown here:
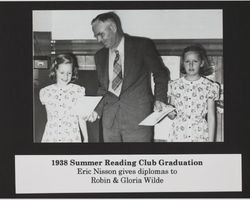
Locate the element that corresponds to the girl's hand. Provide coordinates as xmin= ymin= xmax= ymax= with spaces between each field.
xmin=87 ymin=111 xmax=100 ymax=122
xmin=167 ymin=110 xmax=177 ymax=120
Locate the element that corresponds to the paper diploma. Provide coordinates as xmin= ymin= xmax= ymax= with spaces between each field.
xmin=74 ymin=96 xmax=102 ymax=116
xmin=139 ymin=106 xmax=175 ymax=126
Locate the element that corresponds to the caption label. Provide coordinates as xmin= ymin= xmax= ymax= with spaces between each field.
xmin=15 ymin=154 xmax=242 ymax=193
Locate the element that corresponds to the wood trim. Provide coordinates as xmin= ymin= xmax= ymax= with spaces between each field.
xmin=52 ymin=39 xmax=223 ymax=56
xmin=154 ymin=39 xmax=223 ymax=56
xmin=51 ymin=40 xmax=102 ymax=55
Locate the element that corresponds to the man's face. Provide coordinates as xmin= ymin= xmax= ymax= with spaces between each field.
xmin=92 ymin=20 xmax=117 ymax=49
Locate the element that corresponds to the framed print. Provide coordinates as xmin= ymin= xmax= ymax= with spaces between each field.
xmin=33 ymin=56 xmax=49 ymax=69
xmin=76 ymin=55 xmax=96 ymax=70
xmin=1 ymin=1 xmax=250 ymax=199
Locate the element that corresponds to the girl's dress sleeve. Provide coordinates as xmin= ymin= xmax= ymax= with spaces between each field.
xmin=208 ymin=82 xmax=220 ymax=101
xmin=78 ymin=86 xmax=85 ymax=97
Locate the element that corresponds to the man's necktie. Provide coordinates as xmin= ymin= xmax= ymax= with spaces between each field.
xmin=112 ymin=50 xmax=122 ymax=91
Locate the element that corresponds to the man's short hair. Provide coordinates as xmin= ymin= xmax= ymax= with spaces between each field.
xmin=91 ymin=11 xmax=124 ymax=34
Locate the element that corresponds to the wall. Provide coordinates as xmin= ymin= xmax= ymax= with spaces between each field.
xmin=33 ymin=10 xmax=223 ymax=40
xmin=33 ymin=11 xmax=52 ymax=31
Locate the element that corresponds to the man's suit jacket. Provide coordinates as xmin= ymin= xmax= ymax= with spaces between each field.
xmin=94 ymin=34 xmax=170 ymax=129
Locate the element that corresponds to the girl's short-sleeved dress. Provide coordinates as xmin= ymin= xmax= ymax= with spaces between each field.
xmin=39 ymin=83 xmax=86 ymax=143
xmin=168 ymin=77 xmax=219 ymax=142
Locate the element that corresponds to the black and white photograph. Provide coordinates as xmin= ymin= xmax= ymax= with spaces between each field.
xmin=1 ymin=1 xmax=250 ymax=198
xmin=33 ymin=10 xmax=223 ymax=143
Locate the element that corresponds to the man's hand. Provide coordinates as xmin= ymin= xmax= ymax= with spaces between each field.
xmin=87 ymin=111 xmax=100 ymax=122
xmin=154 ymin=100 xmax=167 ymax=112
xmin=154 ymin=100 xmax=177 ymax=120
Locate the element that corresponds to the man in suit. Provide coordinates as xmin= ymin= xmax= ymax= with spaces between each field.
xmin=89 ymin=12 xmax=170 ymax=142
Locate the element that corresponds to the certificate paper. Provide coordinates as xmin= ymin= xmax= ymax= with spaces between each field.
xmin=75 ymin=96 xmax=102 ymax=116
xmin=139 ymin=106 xmax=175 ymax=126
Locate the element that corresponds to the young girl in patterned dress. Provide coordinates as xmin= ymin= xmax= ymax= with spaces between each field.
xmin=39 ymin=54 xmax=88 ymax=143
xmin=168 ymin=44 xmax=220 ymax=142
